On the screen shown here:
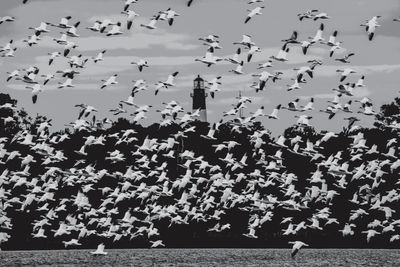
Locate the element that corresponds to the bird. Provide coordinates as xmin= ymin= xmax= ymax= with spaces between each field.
xmin=121 ymin=10 xmax=139 ymax=30
xmin=267 ymin=104 xmax=281 ymax=119
xmin=309 ymin=23 xmax=325 ymax=44
xmin=252 ymin=71 xmax=274 ymax=92
xmin=289 ymin=241 xmax=309 ymax=258
xmin=48 ymin=52 xmax=61 ymax=65
xmin=313 ymin=12 xmax=331 ymax=21
xmin=229 ymin=61 xmax=244 ymax=75
xmin=163 ymin=8 xmax=181 ymax=26
xmin=282 ymin=99 xmax=300 ymax=111
xmin=150 ymin=240 xmax=165 ymax=248
xmin=124 ymin=0 xmax=139 ymax=11
xmin=87 ymin=21 xmax=101 ymax=32
xmin=233 ymin=34 xmax=255 ymax=47
xmin=225 ymin=48 xmax=242 ymax=64
xmin=50 ymin=16 xmax=73 ymax=29
xmin=297 ymin=9 xmax=319 ymax=21
xmin=66 ymin=21 xmax=81 ymax=37
xmin=26 ymin=84 xmax=42 ymax=104
xmin=93 ymin=50 xmax=107 ymax=63
xmin=356 ymin=76 xmax=366 ymax=87
xmin=106 ymin=22 xmax=123 ymax=36
xmin=245 ymin=6 xmax=265 ymax=24
xmin=282 ymin=31 xmax=300 ymax=44
xmin=101 ymin=74 xmax=118 ymax=89
xmin=270 ymin=44 xmax=289 ymax=61
xmin=195 ymin=47 xmax=222 ymax=67
xmin=0 ymin=16 xmax=15 ymax=25
xmin=246 ymin=45 xmax=261 ymax=62
xmin=41 ymin=74 xmax=55 ymax=85
xmin=301 ymin=41 xmax=312 ymax=55
xmin=335 ymin=53 xmax=355 ymax=63
xmin=58 ymin=78 xmax=75 ymax=89
xmin=140 ymin=15 xmax=160 ymax=30
xmin=257 ymin=60 xmax=273 ymax=69
xmin=336 ymin=68 xmax=356 ymax=82
xmin=155 ymin=72 xmax=179 ymax=95
xmin=131 ymin=59 xmax=149 ymax=72
xmin=91 ymin=243 xmax=107 ymax=255
xmin=361 ymin=16 xmax=381 ymax=41
xmin=29 ymin=22 xmax=50 ymax=35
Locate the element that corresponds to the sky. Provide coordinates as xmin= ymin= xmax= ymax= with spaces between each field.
xmin=1 ymin=0 xmax=400 ymax=135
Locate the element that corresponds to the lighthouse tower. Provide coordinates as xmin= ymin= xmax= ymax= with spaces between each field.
xmin=191 ymin=75 xmax=208 ymax=122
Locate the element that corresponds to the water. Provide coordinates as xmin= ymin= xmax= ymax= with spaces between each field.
xmin=1 ymin=248 xmax=399 ymax=266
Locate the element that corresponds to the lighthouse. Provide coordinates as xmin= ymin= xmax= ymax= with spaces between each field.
xmin=191 ymin=75 xmax=208 ymax=122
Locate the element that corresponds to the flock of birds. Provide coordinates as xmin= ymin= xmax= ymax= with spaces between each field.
xmin=0 ymin=1 xmax=397 ymax=129
xmin=0 ymin=0 xmax=400 ymax=259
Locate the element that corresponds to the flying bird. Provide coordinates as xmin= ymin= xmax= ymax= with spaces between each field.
xmin=289 ymin=241 xmax=309 ymax=258
xmin=101 ymin=74 xmax=118 ymax=89
xmin=245 ymin=6 xmax=265 ymax=24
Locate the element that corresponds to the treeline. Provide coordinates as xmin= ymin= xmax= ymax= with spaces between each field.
xmin=1 ymin=93 xmax=400 ymax=249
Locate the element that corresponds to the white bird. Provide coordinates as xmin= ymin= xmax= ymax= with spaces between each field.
xmin=24 ymin=34 xmax=41 ymax=47
xmin=0 ymin=16 xmax=15 ymax=25
xmin=248 ymin=0 xmax=264 ymax=3
xmin=233 ymin=34 xmax=255 ymax=47
xmin=313 ymin=12 xmax=331 ymax=21
xmin=356 ymin=75 xmax=366 ymax=87
xmin=301 ymin=41 xmax=312 ymax=55
xmin=140 ymin=15 xmax=160 ymax=30
xmin=2 ymin=48 xmax=17 ymax=57
xmin=66 ymin=21 xmax=81 ymax=37
xmin=124 ymin=0 xmax=139 ymax=11
xmin=336 ymin=68 xmax=356 ymax=82
xmin=361 ymin=16 xmax=381 ymax=41
xmin=155 ymin=72 xmax=179 ymax=95
xmin=99 ymin=19 xmax=116 ymax=33
xmin=107 ymin=22 xmax=123 ymax=36
xmin=246 ymin=45 xmax=261 ymax=62
xmin=29 ymin=22 xmax=50 ymax=34
xmin=48 ymin=52 xmax=61 ymax=65
xmin=150 ymin=240 xmax=165 ymax=248
xmin=257 ymin=60 xmax=273 ymax=69
xmin=289 ymin=241 xmax=309 ymax=258
xmin=335 ymin=53 xmax=355 ymax=64
xmin=6 ymin=70 xmax=20 ymax=82
xmin=51 ymin=16 xmax=73 ymax=29
xmin=0 ymin=40 xmax=13 ymax=52
xmin=91 ymin=243 xmax=107 ymax=255
xmin=58 ymin=78 xmax=74 ymax=89
xmin=225 ymin=48 xmax=242 ymax=64
xmin=101 ymin=74 xmax=118 ymax=89
xmin=131 ymin=59 xmax=149 ymax=72
xmin=270 ymin=44 xmax=289 ymax=61
xmin=309 ymin=23 xmax=324 ymax=43
xmin=164 ymin=8 xmax=181 ymax=26
xmin=195 ymin=47 xmax=222 ymax=67
xmin=267 ymin=104 xmax=281 ymax=119
xmin=26 ymin=84 xmax=42 ymax=104
xmin=245 ymin=6 xmax=265 ymax=24
xmin=87 ymin=21 xmax=101 ymax=32
xmin=122 ymin=10 xmax=139 ymax=30
xmin=93 ymin=50 xmax=107 ymax=63
xmin=41 ymin=74 xmax=55 ymax=85
xmin=229 ymin=61 xmax=244 ymax=75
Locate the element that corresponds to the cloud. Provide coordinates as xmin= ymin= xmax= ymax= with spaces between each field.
xmin=6 ymin=82 xmax=105 ymax=91
xmin=315 ymin=64 xmax=400 ymax=77
xmin=34 ymin=30 xmax=199 ymax=52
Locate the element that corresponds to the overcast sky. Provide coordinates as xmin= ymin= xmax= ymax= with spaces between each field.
xmin=1 ymin=0 xmax=400 ymax=135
